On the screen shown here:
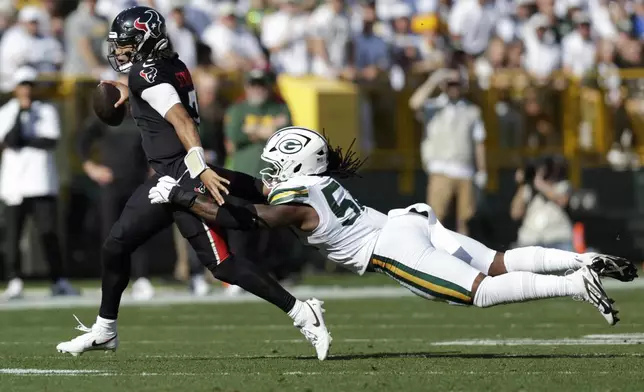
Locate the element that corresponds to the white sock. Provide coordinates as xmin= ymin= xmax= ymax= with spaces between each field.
xmin=96 ymin=316 xmax=117 ymax=332
xmin=504 ymin=246 xmax=583 ymax=274
xmin=287 ymin=299 xmax=307 ymax=326
xmin=473 ymin=271 xmax=584 ymax=308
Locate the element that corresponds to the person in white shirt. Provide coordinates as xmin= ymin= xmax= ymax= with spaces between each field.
xmin=410 ymin=71 xmax=487 ymax=235
xmin=167 ymin=6 xmax=197 ymax=70
xmin=496 ymin=0 xmax=536 ymax=43
xmin=201 ymin=2 xmax=266 ymax=71
xmin=448 ymin=0 xmax=498 ymax=58
xmin=522 ymin=13 xmax=561 ymax=80
xmin=562 ymin=12 xmax=597 ymax=78
xmin=261 ymin=0 xmax=310 ymax=76
xmin=308 ymin=0 xmax=352 ymax=78
xmin=0 ymin=6 xmax=63 ymax=92
xmin=0 ymin=67 xmax=79 ymax=299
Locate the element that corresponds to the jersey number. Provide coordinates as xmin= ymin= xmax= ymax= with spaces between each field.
xmin=188 ymin=90 xmax=200 ymax=124
xmin=321 ymin=181 xmax=362 ymax=226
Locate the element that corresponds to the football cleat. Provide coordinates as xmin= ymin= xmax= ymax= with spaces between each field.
xmin=572 ymin=266 xmax=619 ymax=326
xmin=295 ymin=298 xmax=332 ymax=361
xmin=131 ymin=277 xmax=154 ymax=301
xmin=2 ymin=278 xmax=23 ymax=300
xmin=56 ymin=315 xmax=118 ymax=356
xmin=584 ymin=253 xmax=638 ymax=282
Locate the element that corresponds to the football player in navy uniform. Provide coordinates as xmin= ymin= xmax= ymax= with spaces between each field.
xmin=56 ymin=6 xmax=331 ymax=361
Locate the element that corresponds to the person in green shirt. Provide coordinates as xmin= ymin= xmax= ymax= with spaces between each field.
xmin=224 ymin=69 xmax=304 ymax=289
xmin=225 ymin=69 xmax=292 ymax=177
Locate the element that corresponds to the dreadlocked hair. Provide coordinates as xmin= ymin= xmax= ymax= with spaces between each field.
xmin=324 ymin=136 xmax=367 ymax=179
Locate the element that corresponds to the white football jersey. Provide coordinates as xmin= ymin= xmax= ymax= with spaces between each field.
xmin=268 ymin=175 xmax=387 ymax=274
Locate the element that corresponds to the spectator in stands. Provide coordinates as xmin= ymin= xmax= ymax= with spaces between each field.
xmin=352 ymin=10 xmax=391 ymax=83
xmin=63 ymin=0 xmax=110 ymax=78
xmin=194 ymin=72 xmax=228 ymax=167
xmin=0 ymin=67 xmax=79 ymax=299
xmin=447 ymin=0 xmax=498 ymax=62
xmin=261 ymin=0 xmax=310 ymax=76
xmin=351 ymin=0 xmax=392 ymax=41
xmin=201 ymin=1 xmax=266 ymax=71
xmin=522 ymin=13 xmax=561 ymax=82
xmin=223 ymin=69 xmax=293 ymax=294
xmin=511 ymin=156 xmax=573 ymax=251
xmin=167 ymin=5 xmax=197 ymax=70
xmin=411 ymin=70 xmax=487 ymax=235
xmin=0 ymin=6 xmax=63 ymax=92
xmin=309 ymin=0 xmax=352 ymax=78
xmin=390 ymin=2 xmax=422 ymax=74
xmin=225 ymin=69 xmax=291 ymax=176
xmin=631 ymin=0 xmax=644 ymax=39
xmin=497 ymin=0 xmax=536 ymax=43
xmin=562 ymin=11 xmax=596 ymax=78
xmin=474 ymin=37 xmax=506 ymax=89
xmin=412 ymin=13 xmax=445 ymax=74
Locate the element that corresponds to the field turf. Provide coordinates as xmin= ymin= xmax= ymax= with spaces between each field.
xmin=1 ymin=275 xmax=644 ymax=392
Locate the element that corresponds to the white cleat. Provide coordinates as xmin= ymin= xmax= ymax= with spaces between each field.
xmin=296 ymin=298 xmax=332 ymax=360
xmin=223 ymin=284 xmax=244 ymax=296
xmin=191 ymin=274 xmax=210 ymax=297
xmin=571 ymin=266 xmax=619 ymax=326
xmin=131 ymin=277 xmax=155 ymax=301
xmin=2 ymin=278 xmax=23 ymax=300
xmin=56 ymin=316 xmax=118 ymax=356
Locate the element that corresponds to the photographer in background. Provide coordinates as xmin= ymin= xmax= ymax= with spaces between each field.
xmin=510 ymin=155 xmax=573 ymax=251
xmin=0 ymin=67 xmax=78 ymax=299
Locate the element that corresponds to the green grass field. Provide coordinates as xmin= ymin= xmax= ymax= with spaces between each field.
xmin=1 ymin=275 xmax=644 ymax=392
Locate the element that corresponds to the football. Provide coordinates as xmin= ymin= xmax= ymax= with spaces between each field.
xmin=92 ymin=83 xmax=126 ymax=127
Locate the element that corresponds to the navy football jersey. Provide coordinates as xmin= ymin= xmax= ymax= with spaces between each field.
xmin=128 ymin=53 xmax=199 ymax=172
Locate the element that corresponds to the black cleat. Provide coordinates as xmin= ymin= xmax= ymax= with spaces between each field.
xmin=589 ymin=254 xmax=638 ymax=282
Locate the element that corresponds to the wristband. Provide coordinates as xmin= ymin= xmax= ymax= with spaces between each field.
xmin=169 ymin=187 xmax=198 ymax=208
xmin=184 ymin=146 xmax=208 ymax=179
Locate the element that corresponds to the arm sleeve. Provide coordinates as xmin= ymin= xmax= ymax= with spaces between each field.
xmin=212 ymin=166 xmax=267 ymax=203
xmin=140 ymin=83 xmax=182 ymax=118
xmin=267 ymin=184 xmax=310 ymax=205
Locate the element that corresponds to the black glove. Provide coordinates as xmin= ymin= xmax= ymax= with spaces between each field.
xmin=4 ymin=119 xmax=24 ymax=149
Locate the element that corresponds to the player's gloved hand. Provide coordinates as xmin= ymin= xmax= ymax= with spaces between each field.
xmin=474 ymin=171 xmax=488 ymax=189
xmin=148 ymin=176 xmax=179 ymax=204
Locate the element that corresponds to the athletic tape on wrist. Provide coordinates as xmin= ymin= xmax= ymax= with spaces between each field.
xmin=184 ymin=146 xmax=208 ymax=179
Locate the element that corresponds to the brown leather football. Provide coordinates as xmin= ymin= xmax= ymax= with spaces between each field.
xmin=92 ymin=83 xmax=126 ymax=127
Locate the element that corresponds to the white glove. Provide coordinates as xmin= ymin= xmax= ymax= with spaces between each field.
xmin=148 ymin=176 xmax=179 ymax=204
xmin=474 ymin=171 xmax=488 ymax=189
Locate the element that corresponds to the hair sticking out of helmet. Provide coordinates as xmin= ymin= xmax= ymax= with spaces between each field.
xmin=323 ymin=134 xmax=367 ymax=179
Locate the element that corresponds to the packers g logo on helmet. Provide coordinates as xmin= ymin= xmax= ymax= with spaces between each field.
xmin=278 ymin=138 xmax=304 ymax=154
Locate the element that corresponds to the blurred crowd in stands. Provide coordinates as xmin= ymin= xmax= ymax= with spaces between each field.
xmin=0 ymin=0 xmax=642 ymax=297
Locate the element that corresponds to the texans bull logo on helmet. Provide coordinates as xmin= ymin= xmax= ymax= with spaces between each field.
xmin=133 ymin=9 xmax=164 ymax=38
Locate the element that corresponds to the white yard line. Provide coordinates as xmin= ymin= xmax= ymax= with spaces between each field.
xmin=1 ymin=279 xmax=642 ymax=311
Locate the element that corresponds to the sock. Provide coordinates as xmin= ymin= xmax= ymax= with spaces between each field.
xmin=504 ymin=246 xmax=583 ymax=274
xmin=96 ymin=316 xmax=117 ymax=332
xmin=473 ymin=271 xmax=583 ymax=308
xmin=287 ymin=299 xmax=307 ymax=326
xmin=98 ymin=239 xmax=132 ymax=320
xmin=209 ymin=255 xmax=297 ymax=313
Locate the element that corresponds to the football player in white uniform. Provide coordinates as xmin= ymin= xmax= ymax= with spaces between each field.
xmin=150 ymin=127 xmax=637 ymax=331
